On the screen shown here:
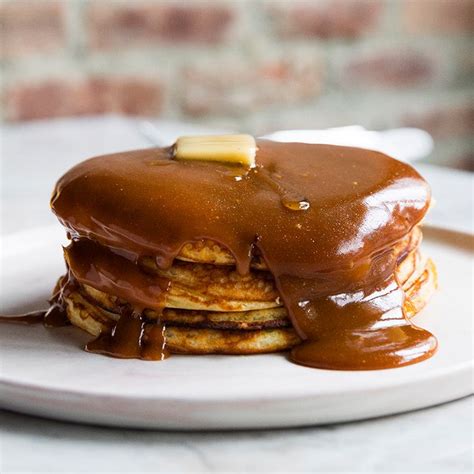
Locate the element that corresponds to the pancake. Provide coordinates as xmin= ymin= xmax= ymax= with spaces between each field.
xmin=139 ymin=259 xmax=280 ymax=311
xmin=403 ymin=258 xmax=437 ymax=319
xmin=172 ymin=239 xmax=268 ymax=269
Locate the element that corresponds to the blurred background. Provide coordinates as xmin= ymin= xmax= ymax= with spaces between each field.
xmin=1 ymin=0 xmax=473 ymax=169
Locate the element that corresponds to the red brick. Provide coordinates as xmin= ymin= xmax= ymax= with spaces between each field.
xmin=403 ymin=104 xmax=474 ymax=138
xmin=87 ymin=1 xmax=235 ymax=49
xmin=403 ymin=0 xmax=474 ymax=33
xmin=0 ymin=1 xmax=66 ymax=58
xmin=267 ymin=0 xmax=382 ymax=39
xmin=5 ymin=77 xmax=163 ymax=121
xmin=181 ymin=57 xmax=323 ymax=117
xmin=344 ymin=50 xmax=435 ymax=87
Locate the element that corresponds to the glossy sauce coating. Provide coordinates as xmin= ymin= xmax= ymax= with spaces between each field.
xmin=85 ymin=310 xmax=169 ymax=360
xmin=50 ymin=140 xmax=437 ymax=369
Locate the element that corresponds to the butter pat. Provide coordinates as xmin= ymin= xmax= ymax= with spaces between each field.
xmin=174 ymin=134 xmax=257 ymax=167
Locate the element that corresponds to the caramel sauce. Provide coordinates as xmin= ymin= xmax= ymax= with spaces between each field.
xmin=16 ymin=140 xmax=438 ymax=369
xmin=85 ymin=309 xmax=168 ymax=360
xmin=0 ymin=311 xmax=47 ymax=325
xmin=0 ymin=304 xmax=69 ymax=327
xmin=64 ymin=238 xmax=169 ymax=312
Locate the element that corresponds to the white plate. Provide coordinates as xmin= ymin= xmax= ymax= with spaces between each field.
xmin=0 ymin=225 xmax=472 ymax=430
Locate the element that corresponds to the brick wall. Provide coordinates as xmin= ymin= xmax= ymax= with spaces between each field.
xmin=1 ymin=0 xmax=473 ymax=169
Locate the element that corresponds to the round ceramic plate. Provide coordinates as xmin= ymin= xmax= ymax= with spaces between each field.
xmin=0 ymin=225 xmax=472 ymax=430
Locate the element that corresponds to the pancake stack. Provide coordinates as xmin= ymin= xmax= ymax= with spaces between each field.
xmin=50 ymin=138 xmax=438 ymax=369
xmin=62 ymin=226 xmax=436 ymax=355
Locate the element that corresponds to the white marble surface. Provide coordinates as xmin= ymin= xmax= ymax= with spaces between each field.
xmin=0 ymin=116 xmax=472 ymax=473
xmin=0 ymin=398 xmax=472 ymax=473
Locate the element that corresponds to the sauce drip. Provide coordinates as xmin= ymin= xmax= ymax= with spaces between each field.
xmin=43 ymin=304 xmax=70 ymax=327
xmin=0 ymin=310 xmax=47 ymax=325
xmin=85 ymin=308 xmax=168 ymax=360
xmin=45 ymin=140 xmax=437 ymax=369
xmin=64 ymin=239 xmax=169 ymax=359
xmin=0 ymin=281 xmax=70 ymax=328
xmin=0 ymin=305 xmax=69 ymax=327
xmin=64 ymin=238 xmax=169 ymax=311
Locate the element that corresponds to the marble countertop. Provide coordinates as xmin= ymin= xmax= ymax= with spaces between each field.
xmin=1 ymin=116 xmax=472 ymax=473
xmin=1 ymin=398 xmax=471 ymax=473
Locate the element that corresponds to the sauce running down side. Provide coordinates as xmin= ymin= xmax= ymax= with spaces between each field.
xmin=0 ymin=305 xmax=70 ymax=327
xmin=15 ymin=140 xmax=438 ymax=369
xmin=0 ymin=280 xmax=70 ymax=327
